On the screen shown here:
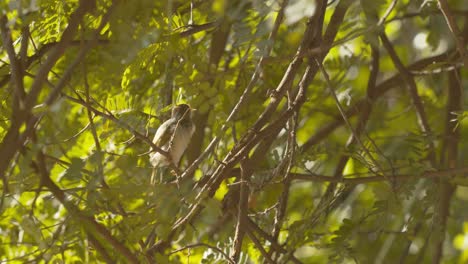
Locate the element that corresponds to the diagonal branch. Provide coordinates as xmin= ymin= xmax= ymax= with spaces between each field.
xmin=380 ymin=32 xmax=436 ymax=166
xmin=0 ymin=15 xmax=26 ymax=102
xmin=316 ymin=59 xmax=383 ymax=174
xmin=431 ymin=68 xmax=462 ymax=263
xmin=23 ymin=0 xmax=96 ymax=111
xmin=245 ymin=229 xmax=275 ymax=264
xmin=271 ymin=92 xmax=298 ymax=242
xmin=35 ymin=151 xmax=139 ymax=263
xmin=308 ymin=45 xmax=382 ymax=225
xmin=0 ymin=0 xmax=98 ymax=199
xmin=169 ymin=242 xmax=235 ymax=264
xmin=230 ymin=158 xmax=251 ymax=262
xmin=0 ymin=39 xmax=110 ymax=90
xmin=180 ymin=0 xmax=291 ymax=181
xmin=153 ymin=0 xmax=353 ymax=254
xmin=301 ymin=50 xmax=456 ymax=151
xmin=289 ymin=166 xmax=468 ymax=184
xmin=64 ymin=94 xmax=171 ymax=159
xmin=437 ymin=0 xmax=468 ymax=68
xmin=245 ymin=216 xmax=302 ymax=264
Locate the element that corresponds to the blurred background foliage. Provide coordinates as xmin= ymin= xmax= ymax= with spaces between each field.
xmin=0 ymin=0 xmax=467 ymax=263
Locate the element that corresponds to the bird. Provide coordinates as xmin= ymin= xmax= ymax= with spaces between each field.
xmin=149 ymin=104 xmax=195 ymax=183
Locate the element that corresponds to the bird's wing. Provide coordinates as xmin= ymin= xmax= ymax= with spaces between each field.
xmin=152 ymin=119 xmax=176 ymax=148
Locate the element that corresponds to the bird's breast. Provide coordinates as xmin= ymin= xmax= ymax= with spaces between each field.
xmin=170 ymin=126 xmax=193 ymax=163
xmin=150 ymin=124 xmax=194 ymax=167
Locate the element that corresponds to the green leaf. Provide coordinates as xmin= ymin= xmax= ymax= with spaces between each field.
xmin=59 ymin=158 xmax=85 ymax=182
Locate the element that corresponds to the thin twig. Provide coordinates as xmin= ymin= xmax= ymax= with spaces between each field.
xmin=64 ymin=94 xmax=171 ymax=159
xmin=315 ymin=59 xmax=383 ymax=174
xmin=378 ymin=0 xmax=398 ymax=26
xmin=245 ymin=216 xmax=302 ymax=264
xmin=165 ymin=0 xmax=351 ymax=254
xmin=289 ymin=166 xmax=468 ymax=184
xmin=231 ymin=158 xmax=250 ymax=261
xmin=81 ymin=33 xmax=107 ymax=189
xmin=0 ymin=15 xmax=26 ymax=99
xmin=271 ymin=90 xmax=298 ymax=253
xmin=0 ymin=0 xmax=97 ymax=202
xmin=380 ymin=32 xmax=437 ymax=166
xmin=302 ymin=50 xmax=456 ymax=151
xmin=245 ymin=229 xmax=275 ymax=264
xmin=169 ymin=243 xmax=235 ymax=264
xmin=432 ymin=68 xmax=461 ymax=263
xmin=35 ymin=151 xmax=139 ymax=263
xmin=23 ymin=0 xmax=97 ymax=111
xmin=437 ymin=0 xmax=468 ymax=68
xmin=180 ymin=0 xmax=289 ymax=181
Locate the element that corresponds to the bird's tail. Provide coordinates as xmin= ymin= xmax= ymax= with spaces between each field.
xmin=150 ymin=167 xmax=171 ymax=184
xmin=150 ymin=168 xmax=156 ymax=185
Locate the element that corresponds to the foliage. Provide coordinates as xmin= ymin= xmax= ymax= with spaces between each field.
xmin=0 ymin=0 xmax=467 ymax=263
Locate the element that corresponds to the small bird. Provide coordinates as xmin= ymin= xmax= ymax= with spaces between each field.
xmin=149 ymin=104 xmax=195 ymax=182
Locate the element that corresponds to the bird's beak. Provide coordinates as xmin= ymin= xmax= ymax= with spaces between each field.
xmin=190 ymin=108 xmax=197 ymax=118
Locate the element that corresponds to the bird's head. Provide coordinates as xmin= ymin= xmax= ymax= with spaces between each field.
xmin=171 ymin=104 xmax=193 ymax=121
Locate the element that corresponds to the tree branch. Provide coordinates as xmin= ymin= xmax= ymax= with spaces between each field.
xmin=230 ymin=158 xmax=250 ymax=262
xmin=309 ymin=44 xmax=382 ymax=227
xmin=64 ymin=94 xmax=171 ymax=160
xmin=289 ymin=166 xmax=468 ymax=184
xmin=35 ymin=151 xmax=139 ymax=264
xmin=169 ymin=1 xmax=351 ymax=252
xmin=437 ymin=0 xmax=468 ymax=68
xmin=431 ymin=68 xmax=462 ymax=264
xmin=169 ymin=242 xmax=235 ymax=264
xmin=0 ymin=15 xmax=26 ymax=101
xmin=380 ymin=32 xmax=437 ymax=166
xmin=0 ymin=0 xmax=98 ymax=197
